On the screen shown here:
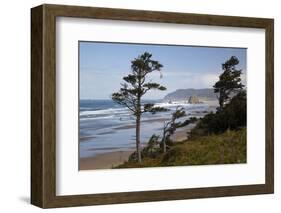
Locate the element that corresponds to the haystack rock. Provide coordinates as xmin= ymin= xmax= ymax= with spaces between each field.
xmin=188 ymin=95 xmax=200 ymax=104
xmin=163 ymin=88 xmax=216 ymax=101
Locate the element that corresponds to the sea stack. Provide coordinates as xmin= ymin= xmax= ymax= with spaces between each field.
xmin=188 ymin=95 xmax=200 ymax=104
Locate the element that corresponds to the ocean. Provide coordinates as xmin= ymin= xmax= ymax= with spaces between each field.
xmin=79 ymin=99 xmax=215 ymax=158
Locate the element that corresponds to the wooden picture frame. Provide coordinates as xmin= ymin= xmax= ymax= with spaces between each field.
xmin=31 ymin=4 xmax=274 ymax=208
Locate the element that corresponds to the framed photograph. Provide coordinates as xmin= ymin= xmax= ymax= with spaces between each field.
xmin=31 ymin=4 xmax=274 ymax=208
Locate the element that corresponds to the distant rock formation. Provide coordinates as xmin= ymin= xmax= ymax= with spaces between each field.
xmin=188 ymin=96 xmax=200 ymax=104
xmin=163 ymin=88 xmax=217 ymax=102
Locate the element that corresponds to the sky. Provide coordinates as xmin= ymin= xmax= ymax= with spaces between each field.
xmin=79 ymin=42 xmax=246 ymax=100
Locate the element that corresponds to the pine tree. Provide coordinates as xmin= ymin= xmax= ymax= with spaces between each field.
xmin=162 ymin=107 xmax=186 ymax=153
xmin=213 ymin=56 xmax=244 ymax=110
xmin=112 ymin=52 xmax=167 ymax=162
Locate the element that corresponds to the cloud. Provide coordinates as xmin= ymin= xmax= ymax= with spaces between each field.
xmin=241 ymin=72 xmax=247 ymax=86
xmin=200 ymin=73 xmax=219 ymax=87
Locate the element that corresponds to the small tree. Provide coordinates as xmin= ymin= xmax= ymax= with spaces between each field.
xmin=190 ymin=90 xmax=247 ymax=135
xmin=112 ymin=52 xmax=167 ymax=163
xmin=162 ymin=107 xmax=186 ymax=153
xmin=142 ymin=134 xmax=161 ymax=158
xmin=213 ymin=56 xmax=244 ymax=110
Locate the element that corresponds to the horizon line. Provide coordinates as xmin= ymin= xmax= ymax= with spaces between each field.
xmin=80 ymin=87 xmax=216 ymax=100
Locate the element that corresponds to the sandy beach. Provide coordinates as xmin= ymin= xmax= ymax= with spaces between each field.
xmin=79 ymin=150 xmax=134 ymax=170
xmin=79 ymin=124 xmax=196 ymax=170
xmin=170 ymin=123 xmax=197 ymax=141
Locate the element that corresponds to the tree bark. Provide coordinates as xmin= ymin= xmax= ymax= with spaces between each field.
xmin=136 ymin=72 xmax=142 ymax=163
xmin=162 ymin=124 xmax=167 ymax=153
xmin=136 ymin=115 xmax=142 ymax=162
xmin=163 ymin=137 xmax=166 ymax=153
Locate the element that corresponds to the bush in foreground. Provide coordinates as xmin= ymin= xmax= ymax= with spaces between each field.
xmin=115 ymin=128 xmax=246 ymax=168
xmin=191 ymin=90 xmax=246 ymax=136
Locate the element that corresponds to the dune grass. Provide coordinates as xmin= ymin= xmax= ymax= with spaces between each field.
xmin=116 ymin=128 xmax=246 ymax=168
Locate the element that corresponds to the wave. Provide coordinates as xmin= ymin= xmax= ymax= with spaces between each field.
xmin=154 ymin=102 xmax=190 ymax=108
xmin=80 ymin=107 xmax=128 ymax=116
xmin=79 ymin=101 xmax=210 ymax=121
xmin=80 ymin=115 xmax=115 ymax=121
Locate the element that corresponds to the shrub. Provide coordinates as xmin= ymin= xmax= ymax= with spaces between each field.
xmin=191 ymin=90 xmax=246 ymax=136
xmin=128 ymin=134 xmax=161 ymax=162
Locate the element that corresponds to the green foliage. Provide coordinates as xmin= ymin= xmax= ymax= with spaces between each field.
xmin=161 ymin=107 xmax=186 ymax=152
xmin=163 ymin=107 xmax=186 ymax=138
xmin=143 ymin=83 xmax=166 ymax=91
xmin=111 ymin=52 xmax=167 ymax=116
xmin=112 ymin=52 xmax=167 ymax=163
xmin=161 ymin=128 xmax=246 ymax=166
xmin=177 ymin=117 xmax=198 ymax=128
xmin=191 ymin=90 xmax=246 ymax=136
xmin=149 ymin=107 xmax=169 ymax=114
xmin=131 ymin=52 xmax=163 ymax=74
xmin=113 ymin=54 xmax=247 ymax=166
xmin=214 ymin=56 xmax=244 ymax=109
xmin=143 ymin=103 xmax=169 ymax=114
xmin=128 ymin=134 xmax=162 ymax=162
xmin=116 ymin=128 xmax=246 ymax=168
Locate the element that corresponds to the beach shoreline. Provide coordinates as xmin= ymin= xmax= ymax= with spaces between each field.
xmin=170 ymin=123 xmax=197 ymax=142
xmin=79 ymin=150 xmax=134 ymax=170
xmin=79 ymin=124 xmax=195 ymax=170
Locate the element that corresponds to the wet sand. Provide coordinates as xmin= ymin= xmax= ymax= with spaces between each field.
xmin=170 ymin=123 xmax=197 ymax=142
xmin=79 ymin=124 xmax=197 ymax=170
xmin=79 ymin=150 xmax=134 ymax=170
xmin=113 ymin=117 xmax=170 ymax=130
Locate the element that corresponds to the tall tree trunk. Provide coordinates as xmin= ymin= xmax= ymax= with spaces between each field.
xmin=136 ymin=87 xmax=142 ymax=162
xmin=136 ymin=115 xmax=141 ymax=162
xmin=163 ymin=137 xmax=166 ymax=153
xmin=136 ymin=72 xmax=142 ymax=163
xmin=162 ymin=124 xmax=167 ymax=153
xmin=218 ymin=89 xmax=224 ymax=110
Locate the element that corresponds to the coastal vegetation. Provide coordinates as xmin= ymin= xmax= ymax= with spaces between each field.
xmin=116 ymin=128 xmax=246 ymax=168
xmin=112 ymin=52 xmax=167 ymax=163
xmin=191 ymin=90 xmax=246 ymax=136
xmin=115 ymin=55 xmax=247 ymax=168
xmin=213 ymin=56 xmax=244 ymax=110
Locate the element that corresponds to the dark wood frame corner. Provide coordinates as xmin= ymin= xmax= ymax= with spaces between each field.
xmin=31 ymin=4 xmax=274 ymax=208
